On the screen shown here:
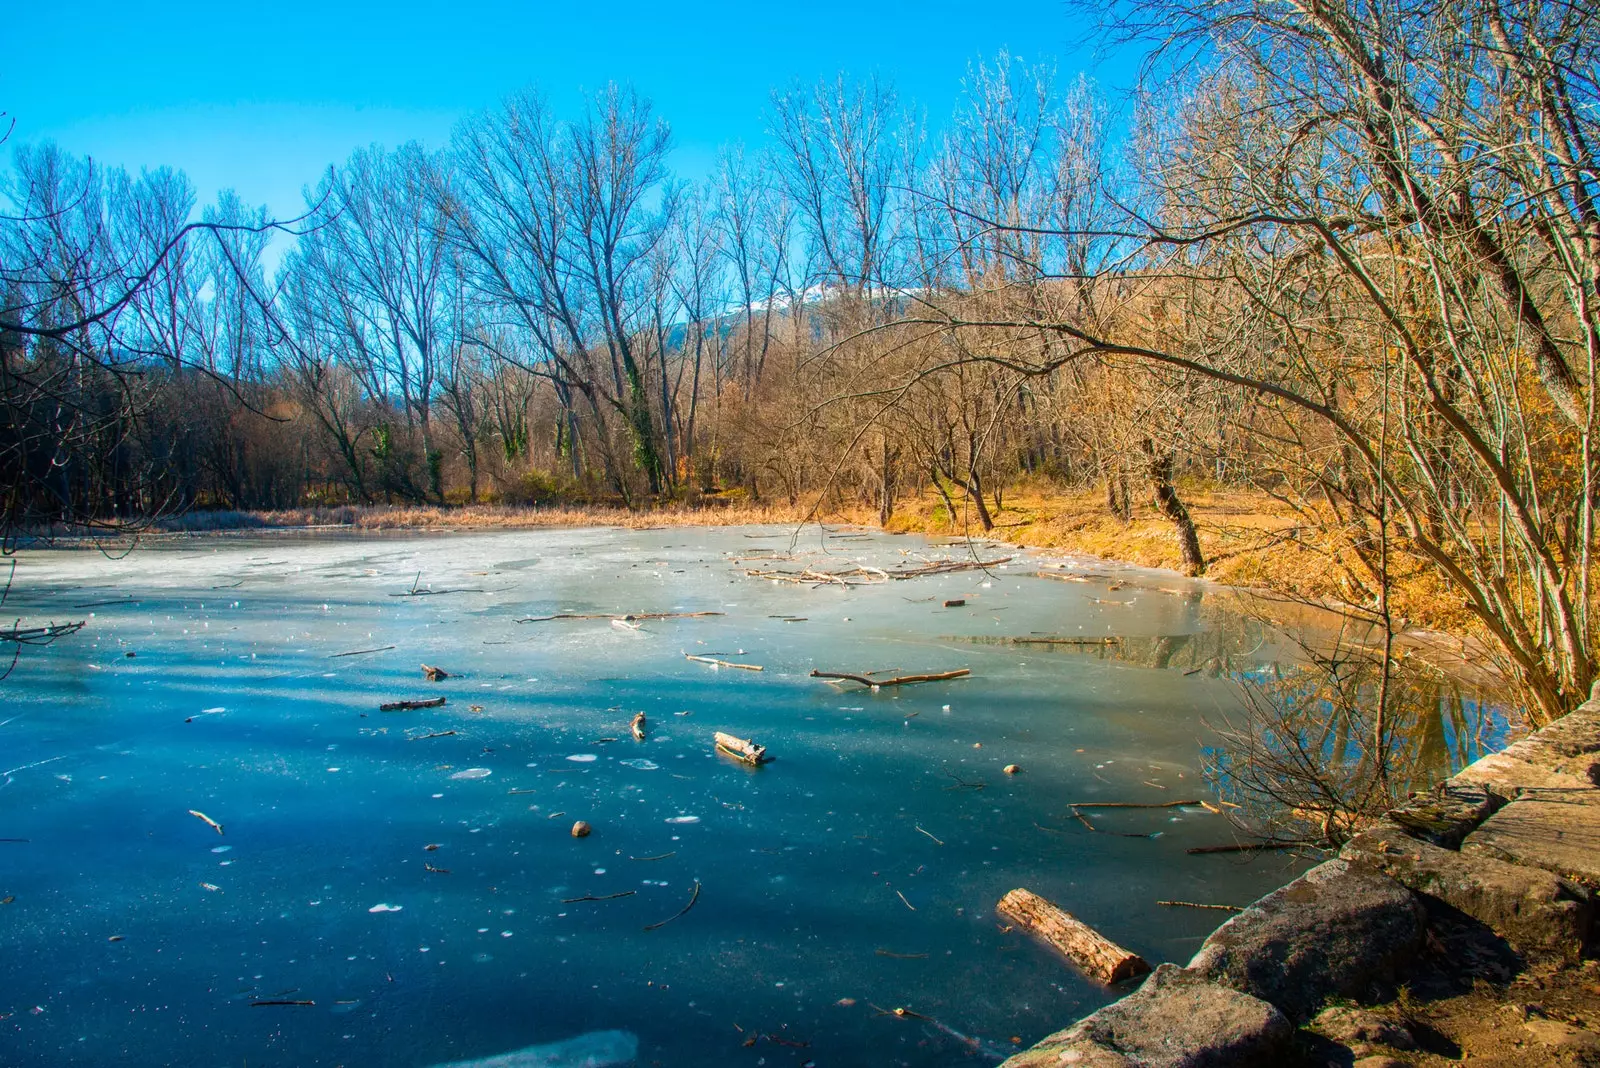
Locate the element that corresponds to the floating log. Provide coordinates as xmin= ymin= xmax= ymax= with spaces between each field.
xmin=714 ymin=731 xmax=768 ymax=765
xmin=943 ymin=599 xmax=966 ymax=608
xmin=421 ymin=664 xmax=449 ymax=681
xmin=685 ymin=653 xmax=764 ymax=671
xmin=810 ymin=668 xmax=969 ymax=688
xmin=380 ymin=697 xmax=447 ymax=711
xmin=630 ymin=712 xmax=647 ymax=740
xmin=997 ymin=888 xmax=1150 ymax=985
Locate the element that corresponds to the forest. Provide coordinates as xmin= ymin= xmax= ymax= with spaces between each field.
xmin=3 ymin=0 xmax=1597 ymax=723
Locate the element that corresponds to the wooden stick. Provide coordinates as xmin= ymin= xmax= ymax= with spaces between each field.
xmin=562 ymin=890 xmax=637 ymax=903
xmin=1186 ymin=841 xmax=1312 ymax=855
xmin=188 ymin=810 xmax=224 ymax=835
xmin=1066 ymin=800 xmax=1203 ymax=809
xmin=629 ymin=851 xmax=676 ymax=862
xmin=408 ymin=730 xmax=456 ymax=741
xmin=997 ymin=888 xmax=1151 ymax=985
xmin=810 ymin=668 xmax=969 ymax=687
xmin=1157 ymin=900 xmax=1243 ymax=912
xmin=914 ymin=824 xmax=944 ymax=846
xmin=643 ymin=880 xmax=701 ymax=931
xmin=687 ymin=653 xmax=764 ymax=671
xmin=328 ymin=645 xmax=395 ymax=658
xmin=379 ymin=697 xmax=446 ymax=711
xmin=515 ymin=611 xmax=724 ymax=623
xmin=250 ymin=1000 xmax=315 ymax=1007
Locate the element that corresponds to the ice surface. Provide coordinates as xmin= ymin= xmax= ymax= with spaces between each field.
xmin=427 ymin=1030 xmax=639 ymax=1068
xmin=0 ymin=526 xmax=1501 ymax=1067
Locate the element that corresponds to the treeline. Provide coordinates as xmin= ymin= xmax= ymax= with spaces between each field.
xmin=3 ymin=0 xmax=1598 ymax=720
xmin=0 ymin=67 xmax=1126 ymax=522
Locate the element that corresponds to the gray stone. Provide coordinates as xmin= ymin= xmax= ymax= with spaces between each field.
xmin=1451 ymin=705 xmax=1600 ymax=799
xmin=1523 ymin=1018 xmax=1600 ymax=1054
xmin=1186 ymin=859 xmax=1425 ymax=1021
xmin=1310 ymin=1004 xmax=1416 ymax=1050
xmin=1386 ymin=783 xmax=1499 ymax=848
xmin=998 ymin=965 xmax=1292 ymax=1068
xmin=1462 ymin=795 xmax=1600 ymax=890
xmin=1342 ymin=822 xmax=1591 ymax=959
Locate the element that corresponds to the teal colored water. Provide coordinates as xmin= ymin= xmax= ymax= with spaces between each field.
xmin=0 ymin=527 xmax=1491 ymax=1066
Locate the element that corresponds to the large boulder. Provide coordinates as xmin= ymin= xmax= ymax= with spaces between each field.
xmin=999 ymin=965 xmax=1292 ymax=1068
xmin=1186 ymin=859 xmax=1424 ymax=1021
xmin=1342 ymin=822 xmax=1591 ymax=959
xmin=1462 ymin=794 xmax=1600 ymax=891
xmin=1451 ymin=703 xmax=1600 ymax=800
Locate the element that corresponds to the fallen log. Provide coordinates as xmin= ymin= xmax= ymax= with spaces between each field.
xmin=997 ymin=888 xmax=1150 ymax=985
xmin=380 ymin=697 xmax=447 ymax=711
xmin=810 ymin=668 xmax=969 ymax=688
xmin=714 ymin=731 xmax=768 ymax=765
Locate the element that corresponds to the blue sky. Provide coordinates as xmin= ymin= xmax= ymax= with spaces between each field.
xmin=4 ymin=0 xmax=1134 ymax=223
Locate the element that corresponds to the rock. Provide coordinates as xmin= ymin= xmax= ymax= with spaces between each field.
xmin=998 ymin=964 xmax=1292 ymax=1068
xmin=1342 ymin=822 xmax=1591 ymax=959
xmin=1523 ymin=1019 xmax=1600 ymax=1054
xmin=1186 ymin=859 xmax=1425 ymax=1021
xmin=1461 ymin=795 xmax=1600 ymax=890
xmin=1004 ymin=764 xmax=1022 ymax=775
xmin=1450 ymin=704 xmax=1600 ymax=799
xmin=1311 ymin=1004 xmax=1416 ymax=1050
xmin=570 ymin=821 xmax=591 ymax=838
xmin=1350 ymin=1057 xmax=1407 ymax=1068
xmin=1386 ymin=784 xmax=1500 ymax=848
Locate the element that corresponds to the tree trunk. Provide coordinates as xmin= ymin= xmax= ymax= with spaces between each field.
xmin=1143 ymin=441 xmax=1204 ymax=576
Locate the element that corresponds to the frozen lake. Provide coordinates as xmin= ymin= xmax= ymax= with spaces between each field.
xmin=0 ymin=526 xmax=1495 ymax=1066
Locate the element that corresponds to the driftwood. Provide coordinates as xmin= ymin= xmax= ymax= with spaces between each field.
xmin=686 ymin=653 xmax=764 ymax=671
xmin=421 ymin=664 xmax=449 ymax=681
xmin=380 ymin=697 xmax=447 ymax=711
xmin=943 ymin=599 xmax=966 ymax=608
xmin=714 ymin=731 xmax=768 ymax=765
xmin=188 ymin=810 xmax=225 ymax=835
xmin=811 ymin=668 xmax=969 ymax=688
xmin=997 ymin=888 xmax=1151 ymax=984
xmin=328 ymin=645 xmax=395 ymax=658
xmin=643 ymin=880 xmax=701 ymax=931
xmin=515 ymin=611 xmax=724 ymax=624
xmin=1067 ymin=799 xmax=1203 ymax=810
xmin=1 ymin=621 xmax=85 ymax=644
xmin=630 ymin=712 xmax=647 ymax=740
xmin=1186 ymin=841 xmax=1312 ymax=855
xmin=1157 ymin=900 xmax=1243 ymax=912
xmin=746 ymin=556 xmax=1013 ymax=587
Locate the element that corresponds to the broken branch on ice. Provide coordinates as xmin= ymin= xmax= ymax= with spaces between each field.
xmin=380 ymin=697 xmax=447 ymax=711
xmin=686 ymin=653 xmax=764 ymax=671
xmin=515 ymin=611 xmax=724 ymax=624
xmin=643 ymin=880 xmax=701 ymax=931
xmin=188 ymin=810 xmax=224 ymax=835
xmin=811 ymin=668 xmax=969 ymax=688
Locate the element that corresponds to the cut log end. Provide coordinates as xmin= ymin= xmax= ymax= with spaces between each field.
xmin=997 ymin=887 xmax=1150 ymax=985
